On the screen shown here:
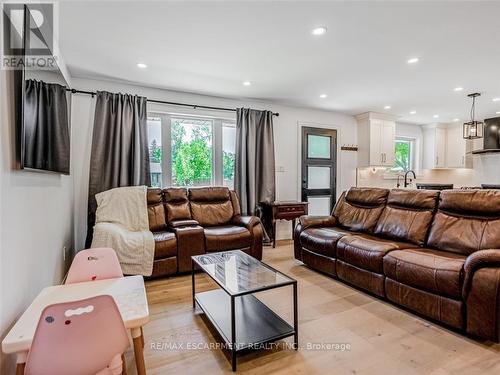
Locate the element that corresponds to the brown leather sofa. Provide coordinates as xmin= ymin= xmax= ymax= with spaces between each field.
xmin=147 ymin=186 xmax=263 ymax=277
xmin=294 ymin=187 xmax=500 ymax=342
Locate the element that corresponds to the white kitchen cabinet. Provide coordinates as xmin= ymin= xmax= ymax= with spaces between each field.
xmin=356 ymin=112 xmax=396 ymax=167
xmin=423 ymin=123 xmax=472 ymax=169
xmin=446 ymin=123 xmax=471 ymax=168
xmin=422 ymin=124 xmax=447 ymax=169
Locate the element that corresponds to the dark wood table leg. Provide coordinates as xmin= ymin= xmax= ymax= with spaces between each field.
xmin=16 ymin=363 xmax=25 ymax=375
xmin=132 ymin=327 xmax=146 ymax=375
xmin=272 ymin=220 xmax=277 ymax=248
xmin=121 ymin=353 xmax=128 ymax=375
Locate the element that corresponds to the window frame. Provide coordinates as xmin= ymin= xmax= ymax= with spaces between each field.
xmin=148 ymin=112 xmax=236 ymax=188
xmin=392 ymin=136 xmax=416 ymax=172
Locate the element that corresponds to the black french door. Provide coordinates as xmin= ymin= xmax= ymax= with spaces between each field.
xmin=301 ymin=127 xmax=337 ymax=216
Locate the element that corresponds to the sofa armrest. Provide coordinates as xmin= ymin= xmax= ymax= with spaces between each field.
xmin=171 ymin=225 xmax=205 ymax=273
xmin=231 ymin=215 xmax=263 ymax=260
xmin=462 ymin=249 xmax=500 ymax=342
xmin=232 ymin=215 xmax=261 ymax=230
xmin=168 ymin=219 xmax=199 ymax=229
xmin=463 ymin=249 xmax=500 ymax=299
xmin=298 ymin=215 xmax=337 ymax=230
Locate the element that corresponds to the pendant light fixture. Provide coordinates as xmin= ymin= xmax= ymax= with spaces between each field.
xmin=463 ymin=93 xmax=484 ymax=139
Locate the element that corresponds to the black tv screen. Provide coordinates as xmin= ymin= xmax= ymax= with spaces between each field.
xmin=20 ymin=6 xmax=71 ymax=174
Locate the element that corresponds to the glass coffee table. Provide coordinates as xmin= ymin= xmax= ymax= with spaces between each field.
xmin=191 ymin=250 xmax=298 ymax=371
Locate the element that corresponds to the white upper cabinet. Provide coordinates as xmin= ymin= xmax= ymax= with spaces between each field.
xmin=422 ymin=123 xmax=471 ymax=169
xmin=422 ymin=124 xmax=446 ymax=169
xmin=356 ymin=112 xmax=396 ymax=167
xmin=446 ymin=123 xmax=471 ymax=168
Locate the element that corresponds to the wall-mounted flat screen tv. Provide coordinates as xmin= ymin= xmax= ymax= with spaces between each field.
xmin=20 ymin=5 xmax=71 ymax=174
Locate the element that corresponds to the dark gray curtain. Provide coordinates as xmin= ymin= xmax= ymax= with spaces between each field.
xmin=235 ymin=107 xmax=276 ymax=217
xmin=86 ymin=91 xmax=150 ymax=246
xmin=23 ymin=79 xmax=70 ymax=173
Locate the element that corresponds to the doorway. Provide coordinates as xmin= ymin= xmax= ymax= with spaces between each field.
xmin=301 ymin=127 xmax=337 ymax=216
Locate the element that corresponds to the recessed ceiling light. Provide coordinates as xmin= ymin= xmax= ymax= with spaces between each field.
xmin=136 ymin=63 xmax=147 ymax=69
xmin=384 ymin=105 xmax=391 ymax=110
xmin=433 ymin=114 xmax=439 ymax=118
xmin=242 ymin=81 xmax=251 ymax=86
xmin=454 ymin=87 xmax=463 ymax=92
xmin=409 ymin=110 xmax=417 ymax=114
xmin=453 ymin=118 xmax=460 ymax=122
xmin=407 ymin=57 xmax=419 ymax=64
xmin=312 ymin=26 xmax=327 ymax=36
xmin=497 ymin=111 xmax=500 ymax=114
xmin=493 ymin=98 xmax=500 ymax=102
xmin=319 ymin=94 xmax=327 ymax=99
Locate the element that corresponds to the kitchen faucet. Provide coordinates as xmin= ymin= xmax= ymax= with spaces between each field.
xmin=404 ymin=170 xmax=416 ymax=188
xmin=396 ymin=174 xmax=403 ymax=188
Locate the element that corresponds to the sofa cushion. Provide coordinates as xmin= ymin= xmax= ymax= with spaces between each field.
xmin=189 ymin=186 xmax=231 ymax=201
xmin=427 ymin=190 xmax=500 ymax=255
xmin=147 ymin=189 xmax=167 ymax=231
xmin=148 ymin=204 xmax=167 ymax=231
xmin=333 ymin=188 xmax=389 ymax=233
xmin=299 ymin=227 xmax=352 ymax=257
xmin=164 ymin=188 xmax=191 ymax=223
xmin=153 ymin=231 xmax=177 ymax=259
xmin=189 ymin=187 xmax=234 ymax=226
xmin=336 ymin=233 xmax=417 ymax=273
xmin=374 ymin=189 xmax=439 ymax=246
xmin=383 ymin=248 xmax=466 ymax=299
xmin=337 ymin=260 xmax=386 ymax=297
xmin=385 ymin=278 xmax=464 ymax=329
xmin=204 ymin=225 xmax=252 ymax=252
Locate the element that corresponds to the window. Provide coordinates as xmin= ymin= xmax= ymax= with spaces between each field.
xmin=393 ymin=138 xmax=414 ymax=172
xmin=147 ymin=113 xmax=236 ymax=188
xmin=222 ymin=123 xmax=236 ymax=189
xmin=148 ymin=117 xmax=162 ymax=188
xmin=171 ymin=117 xmax=213 ymax=187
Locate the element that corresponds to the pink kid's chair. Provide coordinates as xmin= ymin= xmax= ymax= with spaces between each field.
xmin=24 ymin=295 xmax=129 ymax=375
xmin=66 ymin=247 xmax=123 ymax=284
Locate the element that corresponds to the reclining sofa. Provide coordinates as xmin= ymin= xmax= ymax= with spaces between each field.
xmin=294 ymin=187 xmax=500 ymax=342
xmin=147 ymin=187 xmax=263 ymax=277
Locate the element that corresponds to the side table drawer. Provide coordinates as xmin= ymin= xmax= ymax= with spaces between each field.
xmin=275 ymin=205 xmax=306 ymax=219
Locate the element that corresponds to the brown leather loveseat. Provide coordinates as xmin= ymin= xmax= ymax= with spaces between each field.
xmin=147 ymin=186 xmax=263 ymax=277
xmin=294 ymin=187 xmax=500 ymax=342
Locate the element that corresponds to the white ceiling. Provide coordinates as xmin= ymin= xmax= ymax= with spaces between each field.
xmin=59 ymin=1 xmax=500 ymax=124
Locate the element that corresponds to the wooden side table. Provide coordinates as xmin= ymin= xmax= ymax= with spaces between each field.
xmin=261 ymin=201 xmax=309 ymax=248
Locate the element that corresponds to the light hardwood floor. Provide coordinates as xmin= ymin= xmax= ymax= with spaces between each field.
xmin=125 ymin=241 xmax=500 ymax=374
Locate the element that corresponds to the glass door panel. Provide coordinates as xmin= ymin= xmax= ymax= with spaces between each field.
xmin=307 ymin=196 xmax=332 ymax=216
xmin=307 ymin=166 xmax=331 ymax=189
xmin=307 ymin=135 xmax=331 ymax=159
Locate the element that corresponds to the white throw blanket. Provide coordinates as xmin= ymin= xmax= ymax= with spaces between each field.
xmin=91 ymin=186 xmax=155 ymax=276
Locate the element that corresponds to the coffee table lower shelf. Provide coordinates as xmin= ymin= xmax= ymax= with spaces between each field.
xmin=195 ymin=289 xmax=295 ymax=369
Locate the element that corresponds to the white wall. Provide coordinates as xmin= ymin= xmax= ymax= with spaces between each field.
xmin=0 ymin=70 xmax=74 ymax=373
xmin=70 ymin=77 xmax=357 ymax=246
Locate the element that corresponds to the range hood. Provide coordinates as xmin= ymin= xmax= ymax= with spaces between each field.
xmin=472 ymin=116 xmax=500 ymax=154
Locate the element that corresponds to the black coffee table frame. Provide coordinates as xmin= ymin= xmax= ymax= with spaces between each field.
xmin=191 ymin=252 xmax=298 ymax=371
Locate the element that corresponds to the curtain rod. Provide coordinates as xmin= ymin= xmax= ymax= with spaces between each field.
xmin=67 ymin=88 xmax=280 ymax=116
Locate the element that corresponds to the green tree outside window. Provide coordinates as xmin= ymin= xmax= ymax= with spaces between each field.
xmin=171 ymin=120 xmax=213 ymax=186
xmin=394 ymin=140 xmax=411 ymax=171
